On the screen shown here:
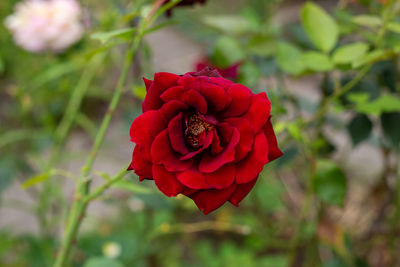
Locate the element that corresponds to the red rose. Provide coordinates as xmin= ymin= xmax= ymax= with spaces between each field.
xmin=195 ymin=58 xmax=240 ymax=81
xmin=128 ymin=68 xmax=282 ymax=214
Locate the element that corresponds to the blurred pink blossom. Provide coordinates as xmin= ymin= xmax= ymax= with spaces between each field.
xmin=5 ymin=0 xmax=84 ymax=53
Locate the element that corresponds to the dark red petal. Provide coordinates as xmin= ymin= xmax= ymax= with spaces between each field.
xmin=264 ymin=117 xmax=283 ymax=161
xmin=182 ymin=89 xmax=208 ymax=114
xmin=178 ymin=76 xmax=232 ymax=111
xmin=130 ymin=110 xmax=156 ymax=146
xmin=143 ymin=72 xmax=180 ymax=112
xmin=151 ymin=130 xmax=193 ymax=172
xmin=168 ymin=113 xmax=189 ymax=155
xmin=229 ymin=177 xmax=258 ymax=206
xmin=224 ymin=117 xmax=254 ymax=162
xmin=208 ymin=77 xmax=234 ymax=88
xmin=176 ymin=168 xmax=208 ymax=189
xmin=131 ymin=145 xmax=153 ymax=179
xmin=198 ymin=128 xmax=240 ymax=173
xmin=205 ymin=164 xmax=235 ymax=189
xmin=243 ymin=93 xmax=271 ymax=133
xmin=160 ymin=86 xmax=186 ymax=101
xmin=143 ymin=77 xmax=153 ymax=91
xmin=180 ymin=131 xmax=213 ymax=160
xmin=220 ymin=84 xmax=252 ymax=118
xmin=149 ymin=100 xmax=187 ymax=138
xmin=187 ymin=184 xmax=237 ymax=215
xmin=210 ymin=129 xmax=223 ymax=154
xmin=153 ymin=164 xmax=184 ymax=197
xmin=236 ymin=132 xmax=268 ymax=184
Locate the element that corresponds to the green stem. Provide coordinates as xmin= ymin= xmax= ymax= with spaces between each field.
xmin=53 ymin=24 xmax=145 ymax=267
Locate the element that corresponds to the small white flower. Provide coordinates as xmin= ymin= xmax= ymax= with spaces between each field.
xmin=4 ymin=0 xmax=84 ymax=53
xmin=102 ymin=242 xmax=122 ymax=259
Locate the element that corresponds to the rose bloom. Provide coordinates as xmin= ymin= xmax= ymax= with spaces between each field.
xmin=4 ymin=0 xmax=84 ymax=53
xmin=128 ymin=68 xmax=282 ymax=214
xmin=196 ymin=58 xmax=240 ymax=81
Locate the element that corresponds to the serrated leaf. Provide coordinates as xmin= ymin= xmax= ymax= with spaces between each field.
xmin=91 ymin=28 xmax=135 ymax=44
xmin=301 ymin=51 xmax=333 ymax=72
xmin=276 ymin=42 xmax=305 ymax=75
xmin=354 ymin=94 xmax=400 ymax=115
xmin=332 ymin=42 xmax=369 ymax=64
xmin=301 ymin=2 xmax=339 ymax=52
xmin=347 ymin=114 xmax=373 ymax=146
xmin=313 ymin=160 xmax=347 ymax=207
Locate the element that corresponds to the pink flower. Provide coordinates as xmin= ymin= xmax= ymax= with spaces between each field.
xmin=5 ymin=0 xmax=84 ymax=53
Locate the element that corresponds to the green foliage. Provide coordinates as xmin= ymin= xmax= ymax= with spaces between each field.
xmin=381 ymin=112 xmax=400 ymax=145
xmin=301 ymin=2 xmax=339 ymax=52
xmin=332 ymin=42 xmax=369 ymax=65
xmin=84 ymin=257 xmax=124 ymax=267
xmin=276 ymin=42 xmax=305 ymax=75
xmin=347 ymin=114 xmax=373 ymax=146
xmin=211 ymin=36 xmax=245 ymax=68
xmin=313 ymin=160 xmax=347 ymax=207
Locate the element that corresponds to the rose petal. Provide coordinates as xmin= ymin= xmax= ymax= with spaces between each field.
xmin=186 ymin=184 xmax=237 ymax=215
xmin=236 ymin=132 xmax=268 ymax=184
xmin=151 ymin=130 xmax=193 ymax=172
xmin=178 ymin=76 xmax=232 ymax=111
xmin=220 ymin=84 xmax=252 ymax=118
xmin=243 ymin=93 xmax=271 ymax=133
xmin=153 ymin=164 xmax=183 ymax=197
xmin=160 ymin=86 xmax=186 ymax=101
xmin=180 ymin=130 xmax=213 ymax=160
xmin=210 ymin=129 xmax=223 ymax=154
xmin=198 ymin=128 xmax=240 ymax=173
xmin=130 ymin=110 xmax=156 ymax=146
xmin=168 ymin=113 xmax=189 ymax=155
xmin=143 ymin=77 xmax=153 ymax=91
xmin=177 ymin=168 xmax=208 ymax=189
xmin=229 ymin=177 xmax=258 ymax=206
xmin=205 ymin=164 xmax=235 ymax=189
xmin=131 ymin=145 xmax=153 ymax=179
xmin=182 ymin=89 xmax=207 ymax=114
xmin=224 ymin=117 xmax=254 ymax=162
xmin=143 ymin=72 xmax=180 ymax=112
xmin=264 ymin=117 xmax=283 ymax=162
xmin=149 ymin=100 xmax=187 ymax=138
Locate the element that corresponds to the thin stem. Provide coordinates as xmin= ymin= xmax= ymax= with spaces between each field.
xmin=84 ymin=167 xmax=128 ymax=203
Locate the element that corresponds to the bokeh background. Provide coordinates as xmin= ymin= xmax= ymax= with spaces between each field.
xmin=1 ymin=0 xmax=400 ymax=266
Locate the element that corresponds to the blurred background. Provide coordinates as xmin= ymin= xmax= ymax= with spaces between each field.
xmin=1 ymin=0 xmax=400 ymax=266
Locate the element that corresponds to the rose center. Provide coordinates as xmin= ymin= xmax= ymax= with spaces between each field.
xmin=185 ymin=113 xmax=213 ymax=148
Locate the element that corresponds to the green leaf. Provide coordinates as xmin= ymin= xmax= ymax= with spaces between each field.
xmin=313 ymin=160 xmax=347 ymax=207
xmin=202 ymin=15 xmax=256 ymax=35
xmin=332 ymin=42 xmax=369 ymax=64
xmin=276 ymin=42 xmax=305 ymax=75
xmin=247 ymin=35 xmax=277 ymax=57
xmin=301 ymin=2 xmax=339 ymax=52
xmin=353 ymin=15 xmax=382 ymax=27
xmin=388 ymin=22 xmax=400 ymax=34
xmin=381 ymin=112 xmax=400 ymax=145
xmin=353 ymin=94 xmax=400 ymax=115
xmin=347 ymin=114 xmax=373 ymax=146
xmin=84 ymin=257 xmax=124 ymax=267
xmin=301 ymin=51 xmax=333 ymax=72
xmin=132 ymin=85 xmax=147 ymax=100
xmin=91 ymin=28 xmax=135 ymax=44
xmin=112 ymin=179 xmax=153 ymax=194
xmin=352 ymin=49 xmax=387 ymax=68
xmin=22 ymin=171 xmax=52 ymax=189
xmin=237 ymin=61 xmax=261 ymax=87
xmin=211 ymin=36 xmax=245 ymax=68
